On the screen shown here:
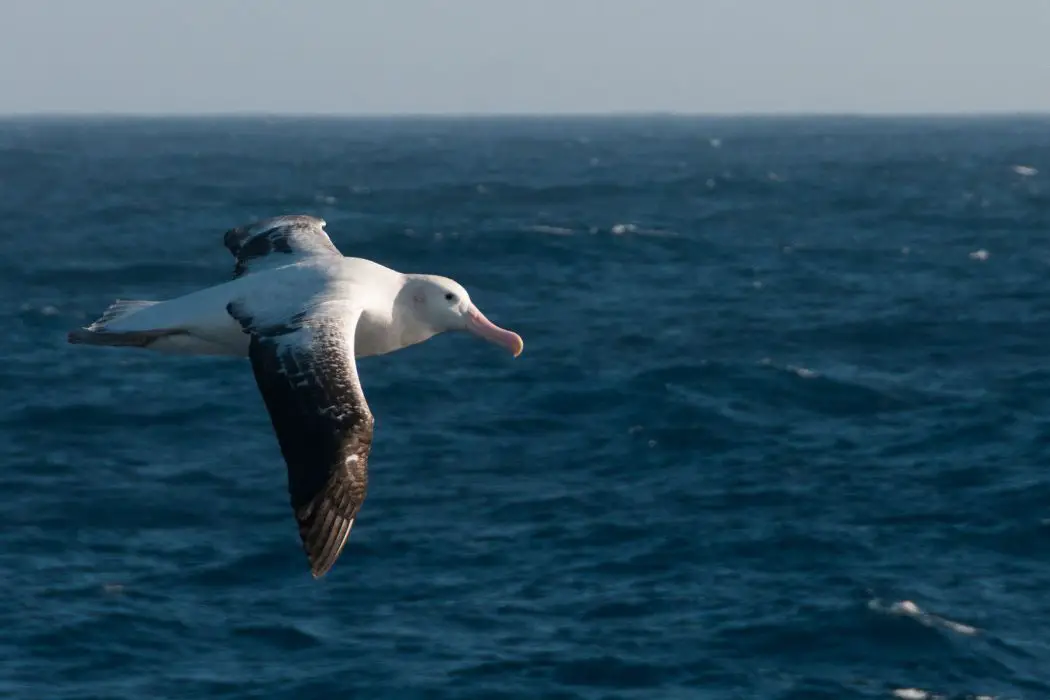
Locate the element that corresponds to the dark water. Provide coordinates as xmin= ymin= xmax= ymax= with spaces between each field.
xmin=2 ymin=115 xmax=1049 ymax=700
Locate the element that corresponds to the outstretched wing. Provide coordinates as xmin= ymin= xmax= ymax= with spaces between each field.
xmin=228 ymin=300 xmax=372 ymax=578
xmin=223 ymin=215 xmax=342 ymax=279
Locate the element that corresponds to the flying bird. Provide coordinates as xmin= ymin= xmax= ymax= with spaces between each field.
xmin=68 ymin=215 xmax=523 ymax=577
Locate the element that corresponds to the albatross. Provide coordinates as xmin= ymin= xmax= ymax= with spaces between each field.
xmin=68 ymin=215 xmax=523 ymax=578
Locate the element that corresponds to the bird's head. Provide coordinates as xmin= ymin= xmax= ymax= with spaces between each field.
xmin=404 ymin=275 xmax=523 ymax=357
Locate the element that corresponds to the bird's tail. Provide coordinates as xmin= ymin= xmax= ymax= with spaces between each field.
xmin=83 ymin=299 xmax=160 ymax=330
xmin=67 ymin=299 xmax=169 ymax=347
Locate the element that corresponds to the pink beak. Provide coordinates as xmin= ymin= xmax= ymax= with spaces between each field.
xmin=467 ymin=306 xmax=524 ymax=357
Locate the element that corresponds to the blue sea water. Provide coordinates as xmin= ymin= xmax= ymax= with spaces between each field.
xmin=1 ymin=115 xmax=1049 ymax=700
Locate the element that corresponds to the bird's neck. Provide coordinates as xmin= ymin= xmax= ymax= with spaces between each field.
xmin=355 ymin=275 xmax=438 ymax=357
xmin=389 ymin=289 xmax=439 ymax=351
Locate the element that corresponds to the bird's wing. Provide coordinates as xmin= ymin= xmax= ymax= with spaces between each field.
xmin=223 ymin=215 xmax=342 ymax=279
xmin=228 ymin=298 xmax=371 ymax=578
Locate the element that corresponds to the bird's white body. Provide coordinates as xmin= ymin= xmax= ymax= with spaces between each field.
xmin=100 ymin=255 xmax=428 ymax=359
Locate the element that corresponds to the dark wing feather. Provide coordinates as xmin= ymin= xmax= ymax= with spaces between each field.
xmin=223 ymin=215 xmax=342 ymax=278
xmin=229 ymin=301 xmax=372 ymax=578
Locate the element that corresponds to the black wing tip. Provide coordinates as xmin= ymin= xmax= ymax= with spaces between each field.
xmin=300 ymin=514 xmax=355 ymax=579
xmin=295 ymin=477 xmax=364 ymax=580
xmin=223 ymin=214 xmax=330 ymax=278
xmin=223 ymin=226 xmax=249 ymax=256
xmin=309 ymin=557 xmax=338 ymax=579
xmin=226 ymin=214 xmax=325 ymax=245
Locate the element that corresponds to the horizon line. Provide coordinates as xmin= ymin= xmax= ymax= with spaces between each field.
xmin=2 ymin=109 xmax=1050 ymax=120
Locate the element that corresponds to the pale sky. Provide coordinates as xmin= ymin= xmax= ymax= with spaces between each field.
xmin=2 ymin=0 xmax=1049 ymax=115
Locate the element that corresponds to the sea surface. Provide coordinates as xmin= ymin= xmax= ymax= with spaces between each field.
xmin=1 ymin=115 xmax=1049 ymax=700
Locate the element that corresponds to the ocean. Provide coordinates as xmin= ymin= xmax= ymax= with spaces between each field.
xmin=1 ymin=115 xmax=1049 ymax=699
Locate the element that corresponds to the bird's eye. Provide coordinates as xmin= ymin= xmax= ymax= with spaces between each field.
xmin=444 ymin=292 xmax=458 ymax=302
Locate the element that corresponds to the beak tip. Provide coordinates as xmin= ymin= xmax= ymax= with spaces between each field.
xmin=468 ymin=307 xmax=523 ymax=358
